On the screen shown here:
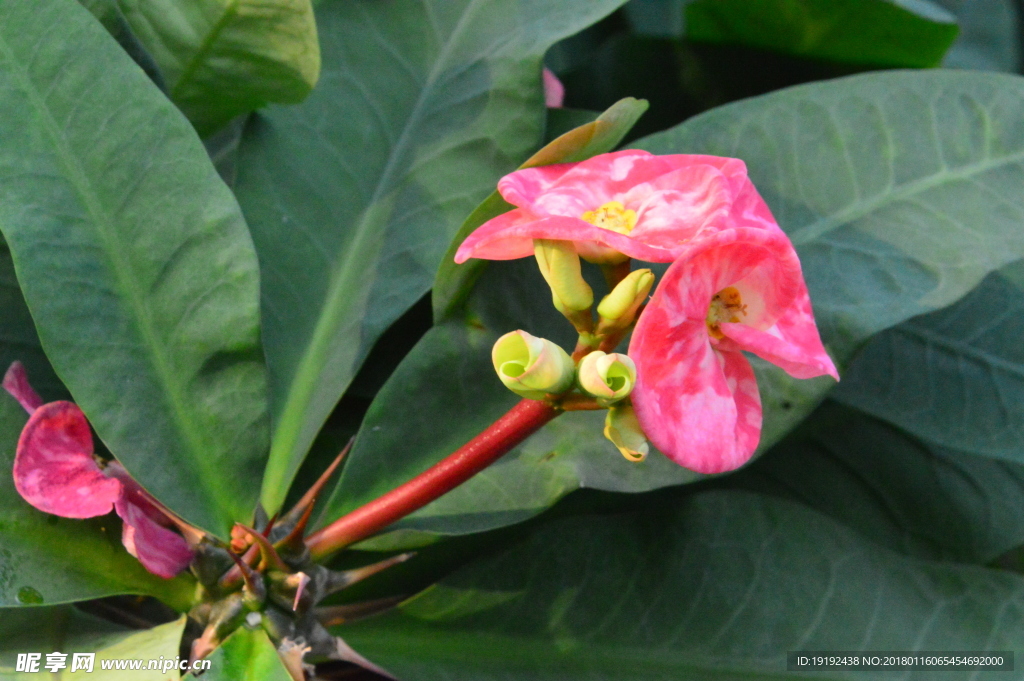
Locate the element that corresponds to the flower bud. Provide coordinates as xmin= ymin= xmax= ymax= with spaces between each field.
xmin=597 ymin=268 xmax=654 ymax=330
xmin=492 ymin=330 xmax=575 ymax=400
xmin=577 ymin=351 xmax=636 ymax=406
xmin=534 ymin=239 xmax=594 ymax=313
xmin=604 ymin=403 xmax=649 ymax=462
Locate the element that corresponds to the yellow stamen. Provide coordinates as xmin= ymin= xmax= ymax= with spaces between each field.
xmin=581 ymin=201 xmax=637 ymax=235
xmin=706 ymin=287 xmax=748 ymax=339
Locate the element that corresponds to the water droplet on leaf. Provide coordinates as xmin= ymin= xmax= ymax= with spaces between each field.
xmin=16 ymin=586 xmax=43 ymax=604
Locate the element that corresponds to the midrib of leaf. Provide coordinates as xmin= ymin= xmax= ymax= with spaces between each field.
xmin=791 ymin=148 xmax=1024 ymax=246
xmin=892 ymin=321 xmax=1024 ymax=380
xmin=0 ymin=30 xmax=221 ymax=503
xmin=169 ymin=0 xmax=241 ymax=100
xmin=260 ymin=0 xmax=496 ymax=508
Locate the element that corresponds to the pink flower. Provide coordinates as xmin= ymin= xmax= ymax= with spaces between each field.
xmin=542 ymin=68 xmax=564 ymax=108
xmin=454 ymin=150 xmax=782 ymax=265
xmin=627 ymin=229 xmax=838 ymax=474
xmin=3 ymin=362 xmax=194 ymax=578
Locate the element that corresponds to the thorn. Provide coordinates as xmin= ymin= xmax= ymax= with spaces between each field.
xmin=235 ymin=524 xmax=289 ymax=572
xmin=333 ymin=634 xmax=397 ymax=680
xmin=315 ymin=596 xmax=405 ymax=628
xmin=219 ymin=542 xmax=260 ymax=589
xmin=226 ymin=549 xmax=261 ymax=594
xmin=325 ymin=552 xmax=414 ymax=595
xmin=291 ymin=572 xmax=311 ymax=611
xmin=280 ymin=440 xmax=351 ymax=527
xmin=274 ymin=500 xmax=314 ymax=555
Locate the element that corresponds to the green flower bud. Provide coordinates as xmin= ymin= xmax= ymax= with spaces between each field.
xmin=604 ymin=403 xmax=649 ymax=462
xmin=597 ymin=268 xmax=654 ymax=330
xmin=534 ymin=239 xmax=594 ymax=313
xmin=577 ymin=351 xmax=636 ymax=406
xmin=492 ymin=330 xmax=575 ymax=400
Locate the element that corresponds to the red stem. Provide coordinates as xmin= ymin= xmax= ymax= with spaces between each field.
xmin=305 ymin=398 xmax=560 ymax=560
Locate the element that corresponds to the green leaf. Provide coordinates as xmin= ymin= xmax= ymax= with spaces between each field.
xmin=187 ymin=627 xmax=293 ymax=681
xmin=0 ymin=0 xmax=269 ymax=536
xmin=834 ymin=266 xmax=1024 ymax=463
xmin=936 ymin=0 xmax=1019 ymax=72
xmin=731 ymin=400 xmax=1024 ymax=563
xmin=320 ymin=259 xmax=701 ymax=549
xmin=341 ymin=490 xmax=1024 ymax=680
xmin=78 ymin=0 xmax=165 ymax=89
xmin=432 ymin=96 xmax=648 ymax=323
xmin=117 ymin=0 xmax=320 ymax=136
xmin=635 ymin=69 xmax=1024 ymax=458
xmin=685 ymin=0 xmax=959 ymax=68
xmin=0 ymin=608 xmax=185 ymax=680
xmin=234 ymin=0 xmax=630 ymax=516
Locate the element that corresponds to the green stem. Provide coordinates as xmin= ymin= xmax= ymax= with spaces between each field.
xmin=305 ymin=399 xmax=560 ymax=560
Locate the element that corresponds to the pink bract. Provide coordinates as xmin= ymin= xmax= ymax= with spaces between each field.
xmin=628 ymin=229 xmax=838 ymax=474
xmin=454 ymin=150 xmax=783 ymax=265
xmin=542 ymin=68 xmax=564 ymax=108
xmin=3 ymin=362 xmax=193 ymax=578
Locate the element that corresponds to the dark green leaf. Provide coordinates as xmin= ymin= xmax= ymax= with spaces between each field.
xmin=834 ymin=266 xmax=1024 ymax=462
xmin=0 ymin=611 xmax=185 ymax=680
xmin=432 ymin=96 xmax=648 ymax=323
xmin=0 ymin=393 xmax=194 ymax=609
xmin=342 ymin=490 xmax=1024 ymax=680
xmin=636 ymin=69 xmax=1024 ymax=460
xmin=118 ymin=0 xmax=320 ymax=136
xmin=685 ymin=0 xmax=959 ymax=68
xmin=0 ymin=0 xmax=269 ymax=536
xmin=188 ymin=628 xmax=293 ymax=681
xmin=234 ymin=0 xmax=630 ymax=515
xmin=77 ymin=0 xmax=165 ymax=89
xmin=732 ymin=401 xmax=1024 ymax=563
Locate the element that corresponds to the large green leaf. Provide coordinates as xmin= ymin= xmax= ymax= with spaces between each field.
xmin=634 ymin=69 xmax=1024 ymax=459
xmin=0 ymin=393 xmax=195 ymax=609
xmin=0 ymin=0 xmax=269 ymax=536
xmin=188 ymin=628 xmax=293 ymax=681
xmin=730 ymin=401 xmax=1024 ymax=563
xmin=685 ymin=0 xmax=959 ymax=68
xmin=834 ymin=265 xmax=1024 ymax=462
xmin=0 ymin=608 xmax=185 ymax=680
xmin=235 ymin=0 xmax=629 ymax=515
xmin=117 ymin=0 xmax=320 ymax=136
xmin=936 ymin=0 xmax=1019 ymax=72
xmin=342 ymin=490 xmax=1024 ymax=680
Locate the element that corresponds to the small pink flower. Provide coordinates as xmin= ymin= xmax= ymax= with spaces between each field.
xmin=628 ymin=229 xmax=838 ymax=474
xmin=454 ymin=150 xmax=781 ymax=265
xmin=542 ymin=68 xmax=564 ymax=108
xmin=3 ymin=362 xmax=193 ymax=578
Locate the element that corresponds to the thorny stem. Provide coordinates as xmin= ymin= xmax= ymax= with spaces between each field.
xmin=305 ymin=399 xmax=560 ymax=560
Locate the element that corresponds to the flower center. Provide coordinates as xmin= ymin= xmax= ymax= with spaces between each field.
xmin=581 ymin=201 xmax=637 ymax=235
xmin=706 ymin=287 xmax=747 ymax=339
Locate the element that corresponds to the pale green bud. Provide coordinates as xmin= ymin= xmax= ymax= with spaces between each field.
xmin=597 ymin=268 xmax=654 ymax=329
xmin=604 ymin=403 xmax=649 ymax=462
xmin=534 ymin=239 xmax=594 ymax=313
xmin=492 ymin=330 xmax=575 ymax=400
xmin=577 ymin=351 xmax=636 ymax=406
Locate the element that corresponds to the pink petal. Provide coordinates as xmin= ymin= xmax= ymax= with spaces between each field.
xmin=115 ymin=496 xmax=194 ymax=579
xmin=3 ymin=362 xmax=44 ymax=414
xmin=629 ymin=317 xmax=762 ymax=473
xmin=542 ymin=68 xmax=564 ymax=108
xmin=720 ymin=287 xmax=838 ymax=380
xmin=108 ymin=462 xmax=193 ymax=578
xmin=13 ymin=401 xmax=122 ymax=518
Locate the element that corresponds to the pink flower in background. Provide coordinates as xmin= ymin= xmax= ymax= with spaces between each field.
xmin=542 ymin=68 xmax=564 ymax=108
xmin=628 ymin=229 xmax=838 ymax=474
xmin=3 ymin=362 xmax=194 ymax=578
xmin=455 ymin=150 xmax=782 ymax=265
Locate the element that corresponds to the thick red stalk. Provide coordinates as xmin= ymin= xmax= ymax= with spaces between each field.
xmin=306 ymin=399 xmax=559 ymax=560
